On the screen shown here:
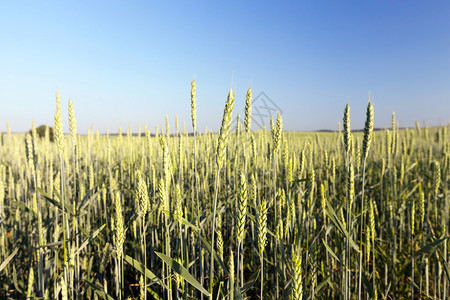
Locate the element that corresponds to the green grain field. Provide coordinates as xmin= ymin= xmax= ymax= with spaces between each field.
xmin=0 ymin=85 xmax=449 ymax=299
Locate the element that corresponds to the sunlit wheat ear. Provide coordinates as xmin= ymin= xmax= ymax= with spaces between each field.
xmin=228 ymin=248 xmax=235 ymax=286
xmin=250 ymin=174 xmax=257 ymax=206
xmin=432 ymin=161 xmax=441 ymax=195
xmin=165 ymin=114 xmax=170 ymax=137
xmin=145 ymin=127 xmax=152 ymax=154
xmin=244 ymin=87 xmax=252 ymax=133
xmin=385 ymin=130 xmax=391 ymax=157
xmin=114 ymin=191 xmax=125 ymax=259
xmin=299 ymin=150 xmax=305 ymax=176
xmin=26 ymin=134 xmax=35 ymax=176
xmin=69 ymin=246 xmax=76 ymax=271
xmin=250 ymin=135 xmax=256 ymax=157
xmin=366 ymin=224 xmax=371 ymax=260
xmin=258 ymin=200 xmax=268 ymax=255
xmin=158 ymin=178 xmax=167 ymax=211
xmin=26 ymin=265 xmax=34 ymax=299
xmin=160 ymin=137 xmax=171 ymax=189
xmin=292 ymin=247 xmax=303 ymax=300
xmin=215 ymin=87 xmax=235 ymax=169
xmin=68 ymin=99 xmax=77 ymax=147
xmin=355 ymin=138 xmax=361 ymax=170
xmin=191 ymin=79 xmax=197 ymax=131
xmin=237 ymin=172 xmax=248 ymax=246
xmin=362 ymin=101 xmax=374 ymax=161
xmin=283 ymin=140 xmax=288 ymax=169
xmin=287 ymin=193 xmax=295 ymax=227
xmin=216 ymin=214 xmax=224 ymax=261
xmin=139 ymin=275 xmax=145 ymax=300
xmin=288 ymin=158 xmax=293 ymax=185
xmin=60 ymin=275 xmax=68 ymax=300
xmin=369 ymin=199 xmax=375 ymax=240
xmin=308 ymin=169 xmax=315 ymax=206
xmin=347 ymin=163 xmax=355 ymax=209
xmin=272 ymin=113 xmax=283 ymax=153
xmin=343 ymin=103 xmax=351 ymax=154
xmin=418 ymin=184 xmax=425 ymax=225
xmin=54 ymin=92 xmax=65 ymax=155
xmin=174 ymin=184 xmax=183 ymax=220
xmin=136 ymin=170 xmax=149 ymax=216
xmin=320 ymin=184 xmax=326 ymax=219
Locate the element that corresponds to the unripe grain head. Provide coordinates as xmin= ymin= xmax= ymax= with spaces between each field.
xmin=216 ymin=88 xmax=235 ymax=169
xmin=362 ymin=101 xmax=374 ymax=161
xmin=54 ymin=92 xmax=65 ymax=155
xmin=244 ymin=88 xmax=252 ymax=133
xmin=191 ymin=80 xmax=197 ymax=131
xmin=343 ymin=104 xmax=351 ymax=154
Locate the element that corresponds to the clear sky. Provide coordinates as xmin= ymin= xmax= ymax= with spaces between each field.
xmin=1 ymin=1 xmax=449 ymax=133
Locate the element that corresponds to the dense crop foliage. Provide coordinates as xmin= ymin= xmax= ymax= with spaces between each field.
xmin=0 ymin=89 xmax=449 ymax=299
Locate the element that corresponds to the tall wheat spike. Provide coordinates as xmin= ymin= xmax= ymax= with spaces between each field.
xmin=258 ymin=199 xmax=268 ymax=298
xmin=210 ymin=88 xmax=235 ymax=298
xmin=68 ymin=99 xmax=77 ymax=147
xmin=236 ymin=172 xmax=248 ymax=288
xmin=343 ymin=104 xmax=351 ymax=155
xmin=216 ymin=88 xmax=235 ymax=169
xmin=244 ymin=88 xmax=252 ymax=133
xmin=191 ymin=80 xmax=197 ymax=132
xmin=54 ymin=92 xmax=65 ymax=155
xmin=362 ymin=101 xmax=374 ymax=162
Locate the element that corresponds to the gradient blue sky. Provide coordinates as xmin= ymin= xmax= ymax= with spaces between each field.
xmin=1 ymin=1 xmax=449 ymax=133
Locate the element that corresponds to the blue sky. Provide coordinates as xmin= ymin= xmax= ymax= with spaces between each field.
xmin=1 ymin=1 xmax=449 ymax=133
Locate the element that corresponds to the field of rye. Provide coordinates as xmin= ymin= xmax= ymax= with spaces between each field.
xmin=0 ymin=82 xmax=449 ymax=299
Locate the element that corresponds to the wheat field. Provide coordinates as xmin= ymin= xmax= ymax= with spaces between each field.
xmin=0 ymin=85 xmax=449 ymax=299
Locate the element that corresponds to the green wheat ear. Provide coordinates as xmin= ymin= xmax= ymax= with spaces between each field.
xmin=216 ymin=87 xmax=235 ymax=169
xmin=136 ymin=170 xmax=149 ymax=216
xmin=432 ymin=161 xmax=441 ymax=195
xmin=418 ymin=184 xmax=425 ymax=225
xmin=258 ymin=200 xmax=268 ymax=255
xmin=68 ymin=99 xmax=77 ymax=147
xmin=292 ymin=247 xmax=303 ymax=300
xmin=228 ymin=248 xmax=235 ymax=287
xmin=369 ymin=199 xmax=375 ymax=241
xmin=26 ymin=265 xmax=34 ymax=298
xmin=320 ymin=184 xmax=326 ymax=219
xmin=160 ymin=137 xmax=172 ymax=189
xmin=60 ymin=275 xmax=68 ymax=300
xmin=362 ymin=100 xmax=374 ymax=161
xmin=244 ymin=87 xmax=252 ymax=133
xmin=343 ymin=103 xmax=351 ymax=154
xmin=216 ymin=226 xmax=224 ymax=262
xmin=114 ymin=191 xmax=125 ymax=259
xmin=272 ymin=113 xmax=283 ymax=153
xmin=237 ymin=172 xmax=248 ymax=246
xmin=165 ymin=114 xmax=170 ymax=137
xmin=158 ymin=178 xmax=167 ymax=211
xmin=54 ymin=92 xmax=65 ymax=155
xmin=191 ymin=79 xmax=197 ymax=131
xmin=139 ymin=275 xmax=145 ymax=300
xmin=175 ymin=184 xmax=183 ymax=220
xmin=26 ymin=134 xmax=35 ymax=176
xmin=347 ymin=163 xmax=354 ymax=210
